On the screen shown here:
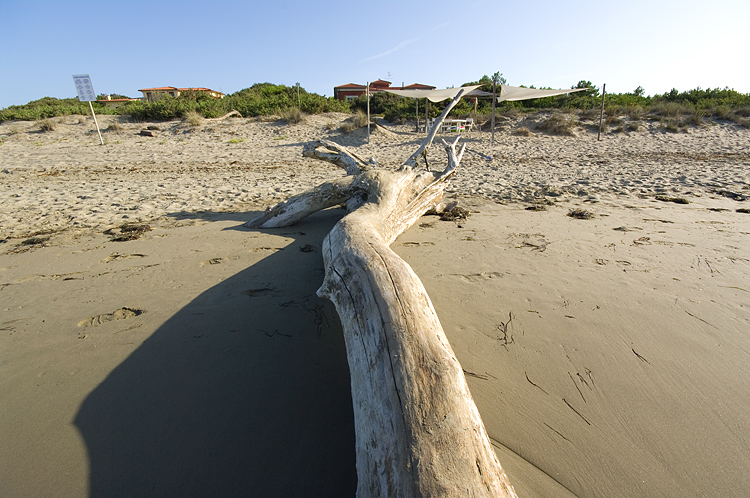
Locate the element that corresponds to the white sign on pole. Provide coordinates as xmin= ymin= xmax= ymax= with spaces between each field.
xmin=72 ymin=74 xmax=96 ymax=102
xmin=72 ymin=74 xmax=104 ymax=145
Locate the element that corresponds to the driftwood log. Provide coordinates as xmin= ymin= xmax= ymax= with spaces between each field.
xmin=246 ymin=90 xmax=517 ymax=498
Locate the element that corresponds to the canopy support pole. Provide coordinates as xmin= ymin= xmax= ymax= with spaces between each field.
xmin=491 ymin=81 xmax=497 ymax=144
xmin=597 ymin=83 xmax=606 ymax=141
xmin=366 ymin=82 xmax=370 ymax=144
xmin=415 ymin=98 xmax=419 ymax=133
xmin=425 ymin=98 xmax=429 ymax=135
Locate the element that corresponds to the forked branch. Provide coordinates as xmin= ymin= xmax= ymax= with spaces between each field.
xmin=302 ymin=139 xmax=376 ymax=175
xmin=401 ymin=87 xmax=468 ymax=171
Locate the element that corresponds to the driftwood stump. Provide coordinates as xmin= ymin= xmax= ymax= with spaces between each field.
xmin=246 ymin=91 xmax=517 ymax=498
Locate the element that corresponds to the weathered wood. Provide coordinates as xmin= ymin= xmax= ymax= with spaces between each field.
xmin=246 ymin=90 xmax=517 ymax=497
xmin=205 ymin=109 xmax=242 ymax=121
xmin=302 ymin=139 xmax=376 ymax=175
xmin=244 ymin=177 xmax=363 ymax=229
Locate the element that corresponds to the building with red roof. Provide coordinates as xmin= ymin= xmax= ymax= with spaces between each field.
xmin=138 ymin=87 xmax=224 ymax=102
xmin=333 ymin=80 xmax=435 ymax=100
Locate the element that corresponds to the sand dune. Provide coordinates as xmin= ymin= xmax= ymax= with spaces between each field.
xmin=1 ymin=113 xmax=749 ymax=497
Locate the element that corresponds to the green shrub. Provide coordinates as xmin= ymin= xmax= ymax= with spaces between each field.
xmin=0 ymin=84 xmax=348 ymax=123
xmin=660 ymin=118 xmax=682 ymax=132
xmin=605 ymin=115 xmax=624 ymax=127
xmin=650 ymin=102 xmax=691 ymax=118
xmin=605 ymin=106 xmax=620 ymax=117
xmin=3 ymin=81 xmax=748 ymax=125
xmin=711 ymin=105 xmax=732 ymax=120
xmin=579 ymin=108 xmax=601 ymax=120
xmin=0 ymin=96 xmax=117 ymax=122
xmin=625 ymin=122 xmax=642 ymax=132
xmin=625 ymin=106 xmax=645 ymax=120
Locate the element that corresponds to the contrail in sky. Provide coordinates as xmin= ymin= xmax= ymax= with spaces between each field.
xmin=357 ymin=23 xmax=449 ymax=64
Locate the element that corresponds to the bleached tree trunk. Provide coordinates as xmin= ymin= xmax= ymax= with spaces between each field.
xmin=246 ymin=91 xmax=517 ymax=498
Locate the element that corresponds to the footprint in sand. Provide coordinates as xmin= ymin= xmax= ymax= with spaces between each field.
xmin=200 ymin=255 xmax=241 ymax=266
xmin=248 ymin=247 xmax=285 ymax=253
xmin=241 ymin=287 xmax=275 ymax=297
xmin=102 ymin=253 xmax=146 ymax=263
xmin=78 ymin=307 xmax=145 ymax=327
xmin=450 ymin=272 xmax=504 ymax=283
xmin=400 ymin=241 xmax=435 ymax=247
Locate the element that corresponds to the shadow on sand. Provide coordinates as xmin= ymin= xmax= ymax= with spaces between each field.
xmin=75 ymin=209 xmax=357 ymax=497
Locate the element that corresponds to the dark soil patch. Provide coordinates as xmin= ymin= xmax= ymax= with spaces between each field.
xmin=440 ymin=206 xmax=471 ymax=221
xmin=104 ymin=223 xmax=152 ymax=242
xmin=568 ymin=209 xmax=594 ymax=220
xmin=655 ymin=195 xmax=690 ymax=204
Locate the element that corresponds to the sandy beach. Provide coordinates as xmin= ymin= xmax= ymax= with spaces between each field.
xmin=1 ymin=113 xmax=749 ymax=497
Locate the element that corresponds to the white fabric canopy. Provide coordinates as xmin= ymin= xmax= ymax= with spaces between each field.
xmin=384 ymin=84 xmax=587 ymax=102
xmin=383 ymin=85 xmax=481 ymax=102
xmin=497 ymin=84 xmax=588 ymax=102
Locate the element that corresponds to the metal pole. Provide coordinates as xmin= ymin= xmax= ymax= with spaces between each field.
xmin=597 ymin=83 xmax=606 ymax=141
xmin=89 ymin=101 xmax=103 ymax=145
xmin=491 ymin=79 xmax=497 ymax=144
xmin=366 ymin=82 xmax=370 ymax=143
xmin=415 ymin=98 xmax=419 ymax=133
xmin=425 ymin=99 xmax=429 ymax=135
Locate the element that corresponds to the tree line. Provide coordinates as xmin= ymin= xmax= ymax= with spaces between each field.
xmin=2 ymin=79 xmax=748 ymax=124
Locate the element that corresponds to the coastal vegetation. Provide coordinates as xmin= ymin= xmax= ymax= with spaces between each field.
xmin=350 ymin=78 xmax=750 ymax=129
xmin=0 ymin=83 xmax=348 ymax=122
xmin=2 ymin=79 xmax=748 ymax=130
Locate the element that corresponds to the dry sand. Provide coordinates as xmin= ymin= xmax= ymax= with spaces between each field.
xmin=1 ymin=113 xmax=749 ymax=497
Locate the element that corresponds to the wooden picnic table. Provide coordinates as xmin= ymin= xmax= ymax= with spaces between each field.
xmin=419 ymin=118 xmax=474 ymax=133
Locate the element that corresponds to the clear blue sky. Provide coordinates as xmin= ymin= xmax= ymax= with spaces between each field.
xmin=1 ymin=0 xmax=748 ymax=109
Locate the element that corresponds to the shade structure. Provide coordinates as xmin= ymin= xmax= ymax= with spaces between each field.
xmin=383 ymin=85 xmax=481 ymax=102
xmin=497 ymin=84 xmax=589 ymax=101
xmin=384 ymin=84 xmax=588 ymax=102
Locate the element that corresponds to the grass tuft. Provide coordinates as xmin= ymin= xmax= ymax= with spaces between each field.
xmin=280 ymin=107 xmax=304 ymax=124
xmin=537 ymin=112 xmax=577 ymax=135
xmin=625 ymin=122 xmax=643 ymax=132
xmin=105 ymin=120 xmax=124 ymax=133
xmin=340 ymin=110 xmax=368 ymax=132
xmin=650 ymin=102 xmax=692 ymax=118
xmin=183 ymin=110 xmax=203 ymax=127
xmin=513 ymin=126 xmax=532 ymax=136
xmin=37 ymin=118 xmax=56 ymax=132
xmin=625 ymin=106 xmax=645 ymax=120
